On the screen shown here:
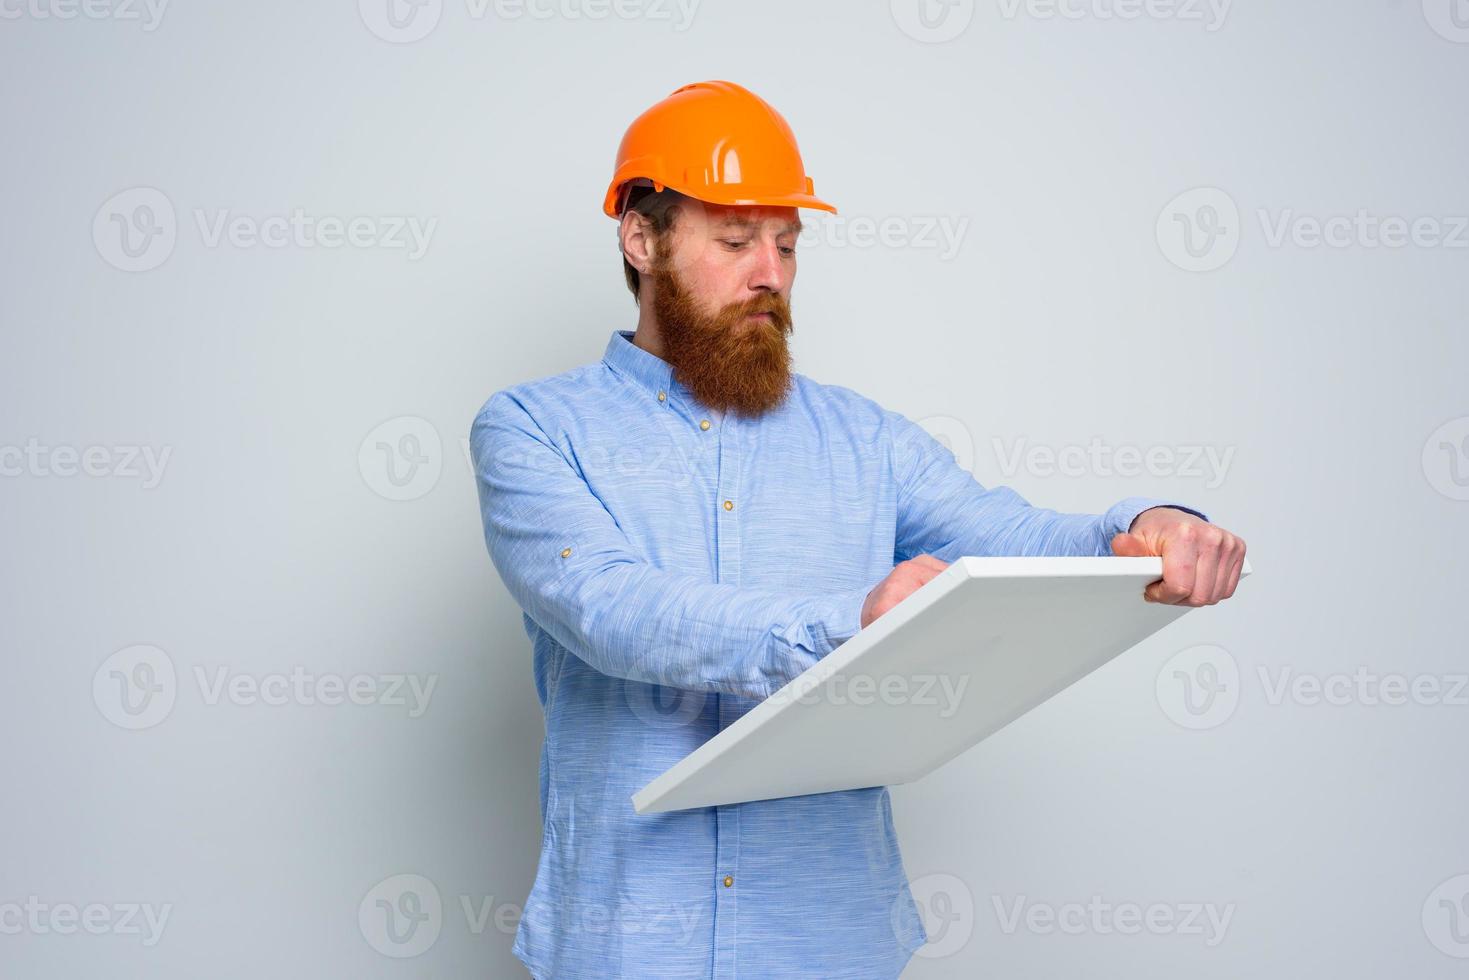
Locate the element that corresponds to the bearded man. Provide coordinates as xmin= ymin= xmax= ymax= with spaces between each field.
xmin=470 ymin=80 xmax=1246 ymax=980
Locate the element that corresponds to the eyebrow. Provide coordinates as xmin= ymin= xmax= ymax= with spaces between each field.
xmin=717 ymin=215 xmax=803 ymax=236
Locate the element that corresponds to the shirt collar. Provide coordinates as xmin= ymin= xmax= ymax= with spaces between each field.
xmin=603 ymin=329 xmax=678 ymax=405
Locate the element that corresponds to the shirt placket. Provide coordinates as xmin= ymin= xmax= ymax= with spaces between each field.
xmin=711 ymin=408 xmax=741 ymax=980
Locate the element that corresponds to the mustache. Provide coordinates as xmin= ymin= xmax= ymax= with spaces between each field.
xmin=649 ymin=262 xmax=795 ymax=418
xmin=722 ymin=294 xmax=791 ymax=331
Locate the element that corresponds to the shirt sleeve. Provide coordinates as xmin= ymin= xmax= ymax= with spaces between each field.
xmin=887 ymin=410 xmax=1210 ymax=562
xmin=470 ymin=391 xmax=870 ymax=700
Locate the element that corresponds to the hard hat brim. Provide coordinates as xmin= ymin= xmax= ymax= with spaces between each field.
xmin=603 ymin=178 xmax=837 ymax=218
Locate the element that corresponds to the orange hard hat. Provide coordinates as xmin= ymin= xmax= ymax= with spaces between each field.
xmin=602 ymin=80 xmax=837 ymax=218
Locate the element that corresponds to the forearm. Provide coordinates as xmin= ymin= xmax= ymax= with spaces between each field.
xmin=981 ymin=495 xmax=1210 ymax=557
xmin=474 ymin=393 xmax=868 ymax=700
xmin=493 ymin=535 xmax=868 ymax=699
xmin=889 ymin=409 xmax=1207 ymax=559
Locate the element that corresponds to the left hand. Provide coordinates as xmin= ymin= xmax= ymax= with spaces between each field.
xmin=1110 ymin=507 xmax=1246 ymax=605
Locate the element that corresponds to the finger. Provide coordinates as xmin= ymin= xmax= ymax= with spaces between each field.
xmin=913 ymin=563 xmax=946 ymax=586
xmin=1110 ymin=532 xmax=1150 ymax=557
xmin=1145 ymin=531 xmax=1199 ymax=604
xmin=906 ymin=558 xmax=949 ymax=582
xmin=909 ymin=554 xmax=950 ymax=572
xmin=1112 ymin=530 xmax=1164 ymax=601
xmin=1211 ymin=537 xmax=1239 ymax=599
xmin=1220 ymin=545 xmax=1245 ymax=599
xmin=1189 ymin=544 xmax=1222 ymax=606
xmin=893 ymin=560 xmax=943 ymax=594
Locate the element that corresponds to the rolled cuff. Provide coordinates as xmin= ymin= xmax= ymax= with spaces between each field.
xmin=1104 ymin=497 xmax=1210 ymax=540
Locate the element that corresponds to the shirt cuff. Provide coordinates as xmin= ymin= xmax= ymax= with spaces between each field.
xmin=1104 ymin=496 xmax=1210 ymax=539
xmin=811 ymin=584 xmax=871 ymax=657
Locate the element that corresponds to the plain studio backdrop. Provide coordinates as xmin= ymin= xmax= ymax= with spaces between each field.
xmin=2 ymin=1 xmax=1466 ymax=977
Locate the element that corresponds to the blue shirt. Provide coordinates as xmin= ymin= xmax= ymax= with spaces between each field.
xmin=470 ymin=329 xmax=1205 ymax=979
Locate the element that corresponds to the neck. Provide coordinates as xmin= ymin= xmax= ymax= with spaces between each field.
xmin=631 ymin=296 xmax=666 ymax=360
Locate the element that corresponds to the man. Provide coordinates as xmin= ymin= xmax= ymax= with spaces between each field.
xmin=471 ymin=80 xmax=1246 ymax=979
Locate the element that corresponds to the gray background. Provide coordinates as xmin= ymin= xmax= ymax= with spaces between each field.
xmin=3 ymin=0 xmax=1467 ymax=976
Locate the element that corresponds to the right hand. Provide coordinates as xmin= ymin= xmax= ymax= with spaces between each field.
xmin=859 ymin=554 xmax=950 ymax=629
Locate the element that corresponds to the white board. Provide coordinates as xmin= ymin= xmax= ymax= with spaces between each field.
xmin=632 ymin=556 xmax=1252 ymax=814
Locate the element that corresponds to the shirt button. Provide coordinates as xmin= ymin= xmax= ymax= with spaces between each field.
xmin=657 ymin=390 xmax=666 ymax=402
xmin=699 ymin=419 xmax=711 ymax=431
xmin=722 ymin=499 xmax=733 ymax=511
xmin=723 ymin=875 xmax=734 ymax=888
xmin=560 ymin=547 xmax=572 ymax=558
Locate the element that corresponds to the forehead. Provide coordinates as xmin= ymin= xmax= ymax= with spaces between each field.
xmin=697 ymin=203 xmax=802 ymax=235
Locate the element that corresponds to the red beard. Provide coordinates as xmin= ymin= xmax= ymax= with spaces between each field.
xmin=650 ymin=243 xmax=795 ymax=418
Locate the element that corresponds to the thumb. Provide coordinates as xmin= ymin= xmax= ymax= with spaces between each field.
xmin=1110 ymin=531 xmax=1151 ymax=557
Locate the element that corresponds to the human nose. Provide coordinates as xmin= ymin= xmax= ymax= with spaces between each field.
xmin=745 ymin=238 xmax=789 ymax=294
